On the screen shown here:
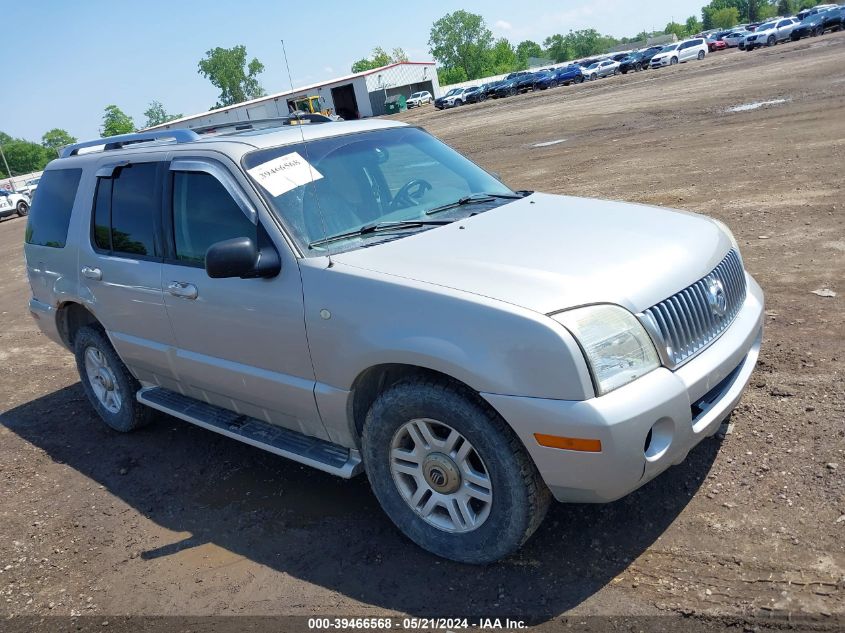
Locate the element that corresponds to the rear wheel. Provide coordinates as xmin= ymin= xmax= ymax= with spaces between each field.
xmin=16 ymin=201 xmax=29 ymax=217
xmin=362 ymin=380 xmax=551 ymax=564
xmin=576 ymin=75 xmax=584 ymax=83
xmin=74 ymin=326 xmax=155 ymax=433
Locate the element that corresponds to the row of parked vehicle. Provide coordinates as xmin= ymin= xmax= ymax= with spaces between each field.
xmin=431 ymin=4 xmax=844 ymax=111
xmin=703 ymin=4 xmax=843 ymax=51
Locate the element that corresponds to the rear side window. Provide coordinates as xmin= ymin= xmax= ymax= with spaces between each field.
xmin=25 ymin=168 xmax=82 ymax=248
xmin=91 ymin=162 xmax=160 ymax=258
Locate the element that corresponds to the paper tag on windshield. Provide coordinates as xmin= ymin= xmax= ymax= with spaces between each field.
xmin=247 ymin=152 xmax=323 ymax=197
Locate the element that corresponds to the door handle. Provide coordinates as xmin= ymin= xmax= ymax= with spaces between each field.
xmin=167 ymin=281 xmax=198 ymax=300
xmin=81 ymin=266 xmax=102 ymax=281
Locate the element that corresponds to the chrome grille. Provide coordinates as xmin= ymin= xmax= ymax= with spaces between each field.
xmin=640 ymin=250 xmax=746 ymax=368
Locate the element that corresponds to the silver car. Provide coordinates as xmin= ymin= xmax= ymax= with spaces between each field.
xmin=24 ymin=118 xmax=763 ymax=564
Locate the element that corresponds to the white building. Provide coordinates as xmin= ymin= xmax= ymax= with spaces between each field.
xmin=148 ymin=61 xmax=439 ymax=130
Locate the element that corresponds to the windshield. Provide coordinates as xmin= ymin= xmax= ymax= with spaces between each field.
xmin=410 ymin=92 xmax=422 ymax=98
xmin=758 ymin=22 xmax=775 ymax=30
xmin=586 ymin=63 xmax=599 ymax=69
xmin=243 ymin=127 xmax=515 ymax=255
xmin=660 ymin=44 xmax=679 ymax=52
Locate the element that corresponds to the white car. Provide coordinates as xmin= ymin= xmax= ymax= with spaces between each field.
xmin=0 ymin=189 xmax=30 ymax=221
xmin=582 ymin=59 xmax=620 ymax=80
xmin=406 ymin=91 xmax=432 ymax=108
xmin=439 ymin=88 xmax=471 ymax=108
xmin=651 ymin=38 xmax=707 ymax=68
xmin=723 ymin=30 xmax=750 ymax=47
xmin=744 ymin=18 xmax=799 ymax=49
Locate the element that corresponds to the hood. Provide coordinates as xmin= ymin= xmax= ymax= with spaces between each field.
xmin=332 ymin=193 xmax=732 ymax=315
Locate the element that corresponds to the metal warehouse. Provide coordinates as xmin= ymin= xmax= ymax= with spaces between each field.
xmin=148 ymin=61 xmax=439 ymax=130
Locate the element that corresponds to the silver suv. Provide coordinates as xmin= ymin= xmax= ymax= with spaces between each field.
xmin=24 ymin=117 xmax=764 ymax=564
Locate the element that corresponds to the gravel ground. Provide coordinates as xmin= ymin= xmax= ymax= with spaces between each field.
xmin=0 ymin=32 xmax=843 ymax=631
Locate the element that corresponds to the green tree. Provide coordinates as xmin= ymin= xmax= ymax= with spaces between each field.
xmin=41 ymin=129 xmax=77 ymax=154
xmin=711 ymin=6 xmax=741 ymax=27
xmin=664 ymin=21 xmax=687 ymax=38
xmin=436 ymin=66 xmax=467 ymax=85
xmin=197 ymin=45 xmax=265 ymax=109
xmin=101 ymin=105 xmax=135 ymax=137
xmin=515 ymin=40 xmax=544 ymax=68
xmin=142 ymin=101 xmax=182 ymax=129
xmin=391 ymin=47 xmax=409 ymax=62
xmin=757 ymin=2 xmax=779 ymax=18
xmin=543 ymin=33 xmax=573 ymax=62
xmin=702 ymin=0 xmax=748 ymax=28
xmin=0 ymin=136 xmax=53 ymax=177
xmin=351 ymin=46 xmax=396 ymax=72
xmin=428 ymin=10 xmax=494 ymax=81
xmin=685 ymin=15 xmax=704 ymax=35
xmin=486 ymin=38 xmax=518 ymax=74
xmin=777 ymin=0 xmax=796 ymax=15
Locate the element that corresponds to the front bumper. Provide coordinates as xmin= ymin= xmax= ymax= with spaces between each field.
xmin=483 ymin=273 xmax=764 ymax=503
xmin=651 ymin=58 xmax=670 ymax=68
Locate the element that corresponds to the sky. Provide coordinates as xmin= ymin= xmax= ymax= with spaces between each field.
xmin=0 ymin=0 xmax=704 ymax=142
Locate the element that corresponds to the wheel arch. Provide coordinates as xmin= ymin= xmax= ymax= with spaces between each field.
xmin=56 ymin=301 xmax=101 ymax=348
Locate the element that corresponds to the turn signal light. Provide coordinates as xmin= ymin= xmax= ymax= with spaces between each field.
xmin=534 ymin=433 xmax=602 ymax=453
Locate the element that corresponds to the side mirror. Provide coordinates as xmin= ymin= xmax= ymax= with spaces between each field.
xmin=205 ymin=237 xmax=281 ymax=279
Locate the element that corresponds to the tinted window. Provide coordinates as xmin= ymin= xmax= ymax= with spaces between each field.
xmin=25 ymin=168 xmax=82 ymax=248
xmin=110 ymin=163 xmax=158 ymax=257
xmin=172 ymin=171 xmax=255 ymax=265
xmin=92 ymin=163 xmax=159 ymax=257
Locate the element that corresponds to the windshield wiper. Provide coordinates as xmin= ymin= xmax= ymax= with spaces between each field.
xmin=425 ymin=192 xmax=526 ymax=216
xmin=308 ymin=219 xmax=453 ymax=249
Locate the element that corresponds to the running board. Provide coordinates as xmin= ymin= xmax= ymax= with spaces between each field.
xmin=137 ymin=387 xmax=362 ymax=478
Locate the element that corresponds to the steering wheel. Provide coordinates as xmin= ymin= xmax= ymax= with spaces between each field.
xmin=390 ymin=178 xmax=433 ymax=211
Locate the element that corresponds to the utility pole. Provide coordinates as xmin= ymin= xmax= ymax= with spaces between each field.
xmin=0 ymin=143 xmax=13 ymax=191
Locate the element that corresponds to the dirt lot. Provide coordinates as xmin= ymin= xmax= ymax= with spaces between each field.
xmin=1 ymin=34 xmax=843 ymax=630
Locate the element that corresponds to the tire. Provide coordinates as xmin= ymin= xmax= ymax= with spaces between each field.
xmin=590 ymin=73 xmax=597 ymax=81
xmin=576 ymin=75 xmax=584 ymax=83
xmin=362 ymin=379 xmax=551 ymax=564
xmin=636 ymin=62 xmax=643 ymax=71
xmin=16 ymin=201 xmax=29 ymax=217
xmin=768 ymin=35 xmax=776 ymax=46
xmin=670 ymin=57 xmax=678 ymax=65
xmin=455 ymin=99 xmax=463 ymax=107
xmin=74 ymin=326 xmax=155 ymax=433
xmin=697 ymin=50 xmax=705 ymax=60
xmin=550 ymin=80 xmax=559 ymax=89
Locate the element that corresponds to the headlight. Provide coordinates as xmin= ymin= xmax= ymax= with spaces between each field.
xmin=711 ymin=218 xmax=740 ymax=252
xmin=552 ymin=305 xmax=660 ymax=396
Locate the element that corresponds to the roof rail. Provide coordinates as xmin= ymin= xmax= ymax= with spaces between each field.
xmin=59 ymin=129 xmax=200 ymax=158
xmin=189 ymin=113 xmax=334 ymax=136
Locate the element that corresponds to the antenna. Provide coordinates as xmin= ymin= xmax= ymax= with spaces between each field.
xmin=281 ymin=39 xmax=333 ymax=267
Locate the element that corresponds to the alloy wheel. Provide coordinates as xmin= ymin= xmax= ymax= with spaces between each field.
xmin=84 ymin=345 xmax=123 ymax=414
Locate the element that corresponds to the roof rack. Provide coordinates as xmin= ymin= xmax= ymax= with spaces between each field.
xmin=60 ymin=129 xmax=200 ymax=158
xmin=189 ymin=113 xmax=334 ymax=136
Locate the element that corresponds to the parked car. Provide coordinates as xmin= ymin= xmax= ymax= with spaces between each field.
xmin=635 ymin=46 xmax=666 ymax=69
xmin=618 ymin=51 xmax=650 ymax=73
xmin=723 ymin=30 xmax=750 ymax=47
xmin=25 ymin=119 xmax=764 ymax=564
xmin=530 ymin=71 xmax=558 ymax=90
xmin=516 ymin=73 xmax=540 ymax=93
xmin=406 ymin=91 xmax=433 ymax=108
xmin=0 ymin=189 xmax=30 ymax=220
xmin=435 ymin=87 xmax=470 ymax=109
xmin=651 ymin=39 xmax=707 ymax=67
xmin=552 ymin=64 xmax=585 ymax=84
xmin=819 ymin=6 xmax=845 ymax=31
xmin=462 ymin=86 xmax=485 ymax=104
xmin=583 ymin=59 xmax=620 ymax=80
xmin=18 ymin=177 xmax=41 ymax=197
xmin=797 ymin=4 xmax=838 ymax=20
xmin=493 ymin=78 xmax=520 ymax=98
xmin=707 ymin=37 xmax=728 ymax=52
xmin=481 ymin=81 xmax=503 ymax=99
xmin=791 ymin=13 xmax=828 ymax=39
xmin=434 ymin=88 xmax=461 ymax=109
xmin=744 ymin=18 xmax=799 ymax=49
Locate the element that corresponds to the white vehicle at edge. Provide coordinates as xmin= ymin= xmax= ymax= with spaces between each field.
xmin=0 ymin=189 xmax=31 ymax=220
xmin=651 ymin=39 xmax=707 ymax=68
xmin=723 ymin=30 xmax=750 ymax=47
xmin=744 ymin=18 xmax=799 ymax=49
xmin=406 ymin=91 xmax=433 ymax=108
xmin=440 ymin=87 xmax=470 ymax=108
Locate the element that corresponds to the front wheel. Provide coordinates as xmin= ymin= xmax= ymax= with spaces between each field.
xmin=698 ymin=50 xmax=705 ymax=60
xmin=16 ymin=201 xmax=29 ymax=216
xmin=74 ymin=326 xmax=155 ymax=433
xmin=768 ymin=35 xmax=776 ymax=46
xmin=363 ymin=380 xmax=551 ymax=564
xmin=670 ymin=57 xmax=678 ymax=65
